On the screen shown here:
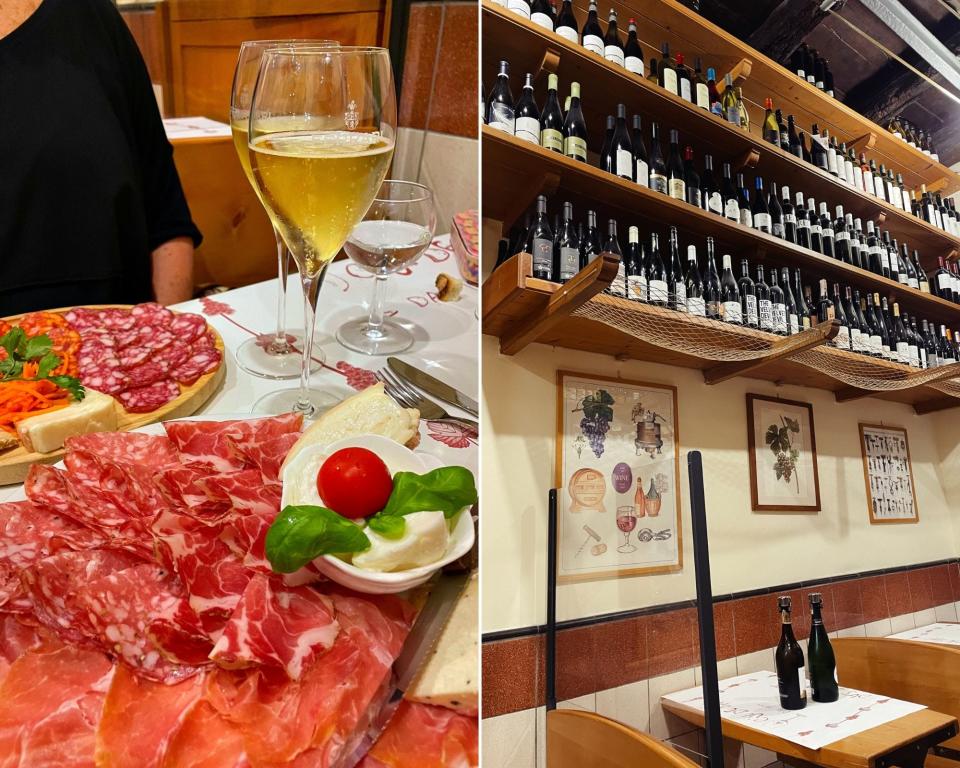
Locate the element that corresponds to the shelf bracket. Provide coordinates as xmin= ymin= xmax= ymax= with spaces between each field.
xmin=537 ymin=48 xmax=561 ymax=80
xmin=500 ymin=252 xmax=620 ymax=355
xmin=915 ymin=395 xmax=960 ymax=415
xmin=499 ymin=171 xmax=560 ymax=232
xmin=702 ymin=320 xmax=839 ymax=385
xmin=835 ymin=361 xmax=960 ymax=403
xmin=481 ymin=252 xmax=533 ymax=325
xmin=720 ymin=58 xmax=752 ymax=90
xmin=734 ymin=148 xmax=761 ymax=170
xmin=848 ymin=132 xmax=877 ymax=154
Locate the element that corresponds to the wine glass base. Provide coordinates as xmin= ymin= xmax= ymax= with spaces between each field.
xmin=251 ymin=386 xmax=341 ymax=419
xmin=336 ymin=317 xmax=414 ymax=356
xmin=617 ymin=544 xmax=638 ymax=554
xmin=235 ymin=331 xmax=323 ymax=380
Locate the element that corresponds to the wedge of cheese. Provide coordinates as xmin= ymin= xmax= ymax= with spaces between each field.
xmin=407 ymin=571 xmax=478 ymax=715
xmin=282 ymin=382 xmax=419 ymax=470
xmin=16 ymin=389 xmax=118 ymax=454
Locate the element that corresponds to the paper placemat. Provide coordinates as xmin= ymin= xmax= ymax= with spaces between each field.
xmin=163 ymin=117 xmax=232 ymax=140
xmin=889 ymin=622 xmax=960 ymax=646
xmin=662 ymin=670 xmax=926 ymax=750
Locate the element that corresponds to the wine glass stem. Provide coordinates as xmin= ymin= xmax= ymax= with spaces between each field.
xmin=270 ymin=229 xmax=293 ymax=355
xmin=295 ymin=267 xmax=325 ymax=415
xmin=366 ymin=275 xmax=389 ymax=335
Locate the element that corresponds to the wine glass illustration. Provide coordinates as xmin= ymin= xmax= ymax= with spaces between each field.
xmin=616 ymin=505 xmax=637 ymax=553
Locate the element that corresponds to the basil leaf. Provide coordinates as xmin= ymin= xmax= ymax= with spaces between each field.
xmin=0 ymin=328 xmax=23 ymax=359
xmin=265 ymin=504 xmax=370 ymax=573
xmin=367 ymin=515 xmax=407 ymax=540
xmin=381 ymin=466 xmax=477 ymax=520
xmin=35 ymin=352 xmax=61 ymax=379
xmin=22 ymin=335 xmax=52 ymax=361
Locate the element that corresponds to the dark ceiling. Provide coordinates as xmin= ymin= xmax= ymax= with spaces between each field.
xmin=697 ymin=0 xmax=960 ymax=167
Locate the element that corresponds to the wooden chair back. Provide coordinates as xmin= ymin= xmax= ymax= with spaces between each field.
xmin=547 ymin=709 xmax=700 ymax=768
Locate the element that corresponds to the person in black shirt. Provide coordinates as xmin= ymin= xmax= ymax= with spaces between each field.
xmin=0 ymin=0 xmax=202 ymax=316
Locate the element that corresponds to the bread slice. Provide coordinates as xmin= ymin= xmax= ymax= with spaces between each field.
xmin=282 ymin=383 xmax=419 ymax=470
xmin=16 ymin=389 xmax=118 ymax=454
xmin=0 ymin=432 xmax=18 ymax=453
xmin=407 ymin=571 xmax=478 ymax=715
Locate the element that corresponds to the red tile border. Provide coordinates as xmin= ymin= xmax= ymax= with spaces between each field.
xmin=829 ymin=579 xmax=864 ymax=630
xmin=732 ymin=594 xmax=781 ymax=656
xmin=929 ymin=564 xmax=953 ymax=606
xmin=859 ymin=575 xmax=889 ymax=624
xmin=948 ymin=562 xmax=960 ymax=602
xmin=884 ymin=571 xmax=914 ymax=616
xmin=647 ymin=607 xmax=698 ymax=677
xmin=482 ymin=634 xmax=545 ymax=717
xmin=908 ymin=567 xmax=936 ymax=612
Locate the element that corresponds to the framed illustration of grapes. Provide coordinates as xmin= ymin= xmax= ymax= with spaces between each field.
xmin=555 ymin=371 xmax=681 ymax=582
xmin=746 ymin=393 xmax=821 ymax=512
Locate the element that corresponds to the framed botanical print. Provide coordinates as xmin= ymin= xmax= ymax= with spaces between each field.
xmin=555 ymin=371 xmax=681 ymax=582
xmin=859 ymin=424 xmax=918 ymax=524
xmin=746 ymin=394 xmax=821 ymax=512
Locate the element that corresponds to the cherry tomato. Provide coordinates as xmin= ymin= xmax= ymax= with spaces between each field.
xmin=316 ymin=447 xmax=393 ymax=520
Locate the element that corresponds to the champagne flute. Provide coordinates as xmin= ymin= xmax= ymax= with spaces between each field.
xmin=229 ymin=40 xmax=335 ymax=380
xmin=337 ymin=180 xmax=436 ymax=355
xmin=248 ymin=46 xmax=397 ymax=416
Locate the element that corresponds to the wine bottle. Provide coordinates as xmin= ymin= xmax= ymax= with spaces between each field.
xmin=842 ymin=144 xmax=855 ymax=188
xmin=527 ymin=195 xmax=554 ymax=280
xmin=721 ymin=254 xmax=742 ymax=324
xmin=668 ymin=226 xmax=687 ymax=312
xmin=562 ymin=82 xmax=588 ymax=162
xmin=787 ymin=115 xmax=802 ymax=159
xmin=825 ymin=133 xmax=838 ymax=177
xmin=807 ymin=198 xmax=822 ymax=253
xmin=721 ymin=162 xmax=739 ymax=221
xmin=798 ymin=129 xmax=811 ymax=163
xmin=625 ymin=226 xmax=646 ymax=301
xmin=676 ymin=52 xmax=693 ymax=103
xmin=540 ymin=74 xmax=564 ymax=153
xmin=794 ymin=269 xmax=811 ymax=330
xmin=833 ymin=206 xmax=850 ymax=264
xmin=831 ymin=283 xmax=850 ymax=350
xmin=752 ymin=177 xmax=771 ymax=234
xmin=488 ymin=61 xmax=515 ymax=134
xmin=693 ymin=57 xmax=709 ymax=110
xmin=924 ymin=320 xmax=939 ymax=367
xmin=795 ymin=191 xmax=811 ymax=249
xmin=769 ymin=181 xmax=784 ymax=239
xmin=603 ymin=9 xmax=624 ymax=67
xmin=599 ymin=115 xmax=615 ymax=173
xmin=781 ymin=267 xmax=799 ymax=335
xmin=648 ymin=232 xmax=668 ymax=306
xmin=882 ymin=232 xmax=898 ymax=284
xmin=514 ymin=73 xmax=541 ymax=144
xmin=508 ymin=0 xmax=531 ymax=19
xmin=897 ymin=242 xmax=914 ymax=288
xmin=666 ymin=129 xmax=686 ymax=201
xmin=737 ymin=173 xmax=753 ymax=227
xmin=876 ymin=294 xmax=893 ymax=360
xmin=556 ymin=201 xmax=580 ymax=282
xmin=818 ymin=202 xmax=835 ymax=259
xmin=704 ymin=237 xmax=722 ymax=319
xmin=861 ymin=292 xmax=881 ymax=357
xmin=631 ymin=115 xmax=649 ymax=188
xmin=648 ymin=57 xmax=659 ymax=85
xmin=909 ymin=316 xmax=924 ymax=368
xmin=721 ymin=73 xmax=739 ymax=126
xmin=810 ymin=123 xmax=828 ymax=171
xmin=814 ymin=54 xmax=826 ymax=90
xmin=844 ymin=287 xmax=863 ymax=353
xmin=581 ymin=1 xmax=604 ymax=54
xmin=493 ymin=238 xmax=510 ymax=272
xmin=777 ymin=109 xmax=789 ymax=149
xmin=684 ymin=147 xmax=702 ymax=208
xmin=770 ymin=269 xmax=787 ymax=336
xmin=707 ymin=67 xmax=722 ymax=116
xmin=914 ymin=250 xmax=929 ymax=293
xmin=807 ymin=594 xmax=839 ymax=703
xmin=775 ymin=596 xmax=807 ymax=710
xmin=791 ymin=44 xmax=807 ymax=80
xmin=659 ymin=42 xmax=678 ymax=95
xmin=763 ymin=98 xmax=779 ymax=146
xmin=648 ymin=122 xmax=668 ymax=194
xmin=610 ymin=104 xmax=633 ymax=180
xmin=701 ymin=154 xmax=721 ymax=216
xmin=750 ymin=262 xmax=768 ymax=331
xmin=817 ymin=279 xmax=835 ymax=323
xmin=781 ymin=185 xmax=796 ymax=243
xmin=738 ymin=259 xmax=758 ymax=329
xmin=846 ymin=214 xmax=862 ymax=269
xmin=891 ymin=302 xmax=909 ymax=364
xmin=530 ymin=0 xmax=554 ymax=29
xmin=555 ymin=0 xmax=579 ymax=42
xmin=825 ymin=65 xmax=835 ymax=97
xmin=605 ymin=219 xmax=626 ymax=297
xmin=685 ymin=245 xmax=705 ymax=316
xmin=735 ymin=87 xmax=749 ymax=131
xmin=863 ymin=220 xmax=882 ymax=276
xmin=624 ymin=18 xmax=643 ymax=75
xmin=582 ymin=209 xmax=601 ymax=265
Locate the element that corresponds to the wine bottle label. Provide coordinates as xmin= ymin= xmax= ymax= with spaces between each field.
xmin=725 ymin=106 xmax=740 ymax=126
xmin=927 ymin=204 xmax=938 ymax=224
xmin=824 ymin=306 xmax=836 ymax=321
xmin=844 ymin=161 xmax=854 ymax=182
xmin=706 ymin=299 xmax=720 ymax=318
xmin=879 ymin=250 xmax=890 ymax=272
xmin=835 ymin=325 xmax=849 ymax=349
xmin=789 ymin=313 xmax=800 ymax=335
xmin=627 ymin=274 xmax=647 ymax=302
xmin=810 ymin=223 xmax=821 ymax=236
xmin=680 ymin=79 xmax=692 ymax=102
xmin=754 ymin=212 xmax=772 ymax=231
xmin=897 ymin=272 xmax=909 ymax=286
xmin=754 ymin=297 xmax=768 ymax=329
xmin=909 ymin=344 xmax=919 ymax=367
xmin=687 ymin=188 xmax=702 ymax=208
xmin=604 ymin=46 xmax=625 ymax=66
xmin=797 ymin=219 xmax=810 ymax=230
xmin=739 ymin=209 xmax=753 ymax=228
xmin=649 ymin=173 xmax=668 ymax=194
xmin=850 ymin=328 xmax=862 ymax=352
xmin=610 ymin=262 xmax=627 ymax=296
xmin=532 ymin=238 xmax=552 ymax=273
xmin=489 ymin=104 xmax=515 ymax=134
xmin=724 ymin=199 xmax=740 ymax=220
xmin=687 ymin=296 xmax=706 ymax=316
xmin=625 ymin=56 xmax=644 ymax=76
xmin=564 ymin=135 xmax=587 ymax=161
xmin=784 ymin=213 xmax=796 ymax=225
xmin=674 ymin=282 xmax=687 ymax=311
xmin=616 ymin=149 xmax=633 ymax=179
xmin=556 ymin=25 xmax=578 ymax=42
xmin=920 ymin=279 xmax=930 ymax=293
xmin=541 ymin=127 xmax=563 ymax=152
xmin=515 ymin=116 xmax=541 ymax=144
xmin=939 ymin=273 xmax=952 ymax=291
xmin=774 ymin=304 xmax=787 ymax=334
xmin=662 ymin=69 xmax=679 ymax=94
xmin=722 ymin=301 xmax=742 ymax=324
xmin=882 ymin=344 xmax=892 ymax=360
xmin=507 ymin=0 xmax=531 ymax=17
xmin=870 ymin=334 xmax=881 ymax=355
xmin=772 ymin=221 xmax=784 ymax=238
xmin=897 ymin=341 xmax=910 ymax=364
xmin=802 ymin=316 xmax=812 ymax=330
xmin=920 ymin=347 xmax=928 ymax=368
xmin=583 ymin=33 xmax=603 ymax=54
xmin=559 ymin=247 xmax=579 ymax=281
xmin=708 ymin=192 xmax=723 ymax=215
xmin=821 ymin=227 xmax=834 ymax=240
xmin=695 ymin=83 xmax=710 ymax=110
xmin=835 ymin=230 xmax=848 ymax=241
xmin=635 ymin=159 xmax=649 ymax=188
xmin=668 ymin=178 xmax=686 ymax=200
xmin=826 ymin=150 xmax=838 ymax=175
xmin=531 ymin=11 xmax=553 ymax=29
xmin=649 ymin=279 xmax=669 ymax=304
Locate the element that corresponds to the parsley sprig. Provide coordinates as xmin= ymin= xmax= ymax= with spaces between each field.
xmin=0 ymin=328 xmax=85 ymax=400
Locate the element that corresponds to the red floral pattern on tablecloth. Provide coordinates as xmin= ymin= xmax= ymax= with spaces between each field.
xmin=200 ymin=296 xmax=234 ymax=316
xmin=336 ymin=361 xmax=377 ymax=391
xmin=426 ymin=420 xmax=477 ymax=449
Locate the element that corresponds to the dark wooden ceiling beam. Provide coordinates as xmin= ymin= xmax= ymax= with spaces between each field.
xmin=746 ymin=0 xmax=839 ymax=62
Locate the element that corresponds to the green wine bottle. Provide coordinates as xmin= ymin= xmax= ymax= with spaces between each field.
xmin=808 ymin=593 xmax=839 ymax=702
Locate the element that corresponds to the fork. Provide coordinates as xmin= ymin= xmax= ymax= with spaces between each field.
xmin=376 ymin=369 xmax=479 ymax=432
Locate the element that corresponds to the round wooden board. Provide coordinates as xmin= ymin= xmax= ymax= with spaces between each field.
xmin=0 ymin=305 xmax=227 ymax=486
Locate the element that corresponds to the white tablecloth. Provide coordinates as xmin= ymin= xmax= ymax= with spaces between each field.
xmin=0 ymin=235 xmax=478 ymax=501
xmin=889 ymin=622 xmax=960 ymax=646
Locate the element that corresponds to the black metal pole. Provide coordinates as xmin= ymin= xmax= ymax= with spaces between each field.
xmin=546 ymin=488 xmax=558 ymax=711
xmin=688 ymin=451 xmax=724 ymax=768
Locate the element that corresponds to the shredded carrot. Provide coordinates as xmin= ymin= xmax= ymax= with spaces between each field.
xmin=0 ymin=379 xmax=70 ymax=437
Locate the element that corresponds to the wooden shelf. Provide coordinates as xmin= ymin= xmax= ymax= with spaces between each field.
xmin=483 ymin=126 xmax=960 ymax=326
xmin=482 ymin=2 xmax=960 ymax=266
xmin=482 ymin=252 xmax=960 ymax=412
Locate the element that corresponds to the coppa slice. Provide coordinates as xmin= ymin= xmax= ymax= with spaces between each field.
xmin=165 ymin=414 xmax=303 ymax=473
xmin=357 ymin=702 xmax=479 ymax=768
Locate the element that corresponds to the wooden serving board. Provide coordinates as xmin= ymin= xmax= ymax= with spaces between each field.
xmin=0 ymin=305 xmax=226 ymax=486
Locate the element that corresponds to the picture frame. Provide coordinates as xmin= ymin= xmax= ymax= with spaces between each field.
xmin=859 ymin=424 xmax=919 ymax=524
xmin=746 ymin=394 xmax=821 ymax=512
xmin=555 ymin=371 xmax=681 ymax=582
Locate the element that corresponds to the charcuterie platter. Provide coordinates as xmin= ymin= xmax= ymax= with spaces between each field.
xmin=0 ymin=303 xmax=225 ymax=485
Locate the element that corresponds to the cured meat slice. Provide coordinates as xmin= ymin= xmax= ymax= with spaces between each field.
xmin=79 ymin=368 xmax=129 ymax=396
xmin=65 ymin=432 xmax=181 ymax=471
xmin=216 ymin=482 xmax=283 ymax=571
xmin=118 ymin=379 xmax=181 ymax=414
xmin=357 ymin=703 xmax=479 ymax=768
xmin=164 ymin=414 xmax=303 ymax=473
xmin=112 ymin=325 xmax=153 ymax=350
xmin=0 ymin=615 xmax=49 ymax=686
xmin=173 ymin=348 xmax=223 ymax=386
xmin=209 ymin=574 xmax=339 ymax=679
xmin=0 ymin=643 xmax=114 ymax=768
xmin=123 ymin=360 xmax=169 ymax=389
xmin=94 ymin=663 xmax=204 ymax=768
xmin=142 ymin=327 xmax=177 ymax=352
xmin=205 ymin=592 xmax=415 ymax=766
xmin=229 ymin=432 xmax=300 ymax=483
xmin=147 ymin=599 xmax=216 ymax=665
xmin=132 ymin=302 xmax=174 ymax=326
xmin=99 ymin=309 xmax=138 ymax=332
xmin=170 ymin=313 xmax=208 ymax=344
xmin=118 ymin=344 xmax=151 ymax=369
xmin=159 ymin=701 xmax=249 ymax=768
xmin=154 ymin=466 xmax=233 ymax=522
xmin=63 ymin=450 xmax=166 ymax=528
xmin=154 ymin=339 xmax=191 ymax=372
xmin=24 ymin=464 xmax=79 ymax=520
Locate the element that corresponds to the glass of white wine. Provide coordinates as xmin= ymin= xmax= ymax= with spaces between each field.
xmin=337 ymin=180 xmax=436 ymax=355
xmin=248 ymin=46 xmax=397 ymax=416
xmin=229 ymin=39 xmax=335 ymax=380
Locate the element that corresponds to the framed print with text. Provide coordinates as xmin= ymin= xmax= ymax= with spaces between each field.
xmin=746 ymin=394 xmax=821 ymax=512
xmin=556 ymin=371 xmax=681 ymax=582
xmin=860 ymin=424 xmax=918 ymax=524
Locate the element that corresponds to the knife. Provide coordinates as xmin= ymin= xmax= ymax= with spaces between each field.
xmin=387 ymin=357 xmax=479 ymax=417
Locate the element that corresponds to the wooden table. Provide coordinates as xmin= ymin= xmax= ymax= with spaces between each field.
xmin=661 ymin=695 xmax=957 ymax=768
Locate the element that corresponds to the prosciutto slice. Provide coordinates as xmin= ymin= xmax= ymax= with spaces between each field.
xmin=358 ymin=702 xmax=479 ymax=768
xmin=159 ymin=701 xmax=249 ymax=768
xmin=164 ymin=414 xmax=303 ymax=473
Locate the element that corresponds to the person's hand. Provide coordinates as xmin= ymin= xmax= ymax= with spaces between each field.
xmin=152 ymin=237 xmax=194 ymax=305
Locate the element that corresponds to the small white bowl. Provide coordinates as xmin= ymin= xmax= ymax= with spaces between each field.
xmin=280 ymin=434 xmax=475 ymax=594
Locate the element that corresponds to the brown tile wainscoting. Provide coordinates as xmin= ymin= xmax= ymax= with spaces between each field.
xmin=482 ymin=558 xmax=960 ymax=719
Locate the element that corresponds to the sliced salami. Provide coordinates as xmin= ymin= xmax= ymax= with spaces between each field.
xmin=79 ymin=368 xmax=129 ymax=396
xmin=169 ymin=313 xmax=208 ymax=344
xmin=173 ymin=348 xmax=223 ymax=386
xmin=118 ymin=344 xmax=151 ymax=369
xmin=142 ymin=327 xmax=177 ymax=353
xmin=131 ymin=302 xmax=174 ymax=327
xmin=117 ymin=379 xmax=180 ymax=414
xmin=124 ymin=361 xmax=168 ymax=389
xmin=65 ymin=432 xmax=180 ymax=471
